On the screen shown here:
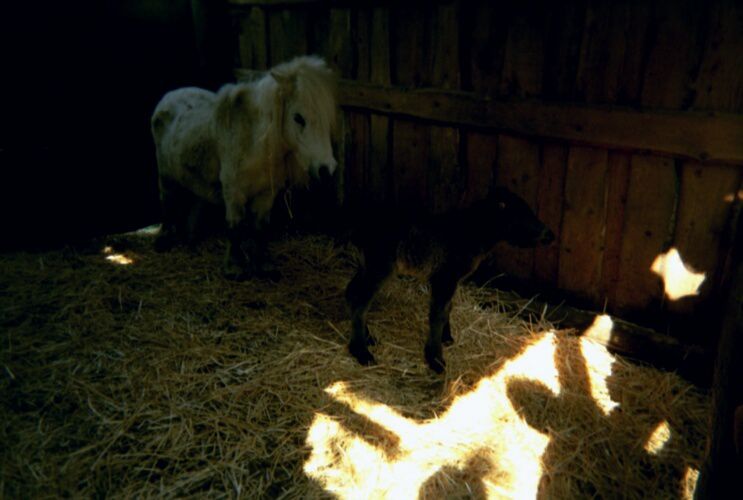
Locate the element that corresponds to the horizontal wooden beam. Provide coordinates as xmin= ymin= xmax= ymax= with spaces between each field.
xmin=236 ymin=69 xmax=743 ymax=164
xmin=229 ymin=0 xmax=320 ymax=5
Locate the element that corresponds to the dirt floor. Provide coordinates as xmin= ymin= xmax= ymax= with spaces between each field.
xmin=0 ymin=229 xmax=709 ymax=498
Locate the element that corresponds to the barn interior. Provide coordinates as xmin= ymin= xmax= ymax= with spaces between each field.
xmin=1 ymin=0 xmax=742 ymax=498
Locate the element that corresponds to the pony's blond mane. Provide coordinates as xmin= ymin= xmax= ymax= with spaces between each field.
xmin=255 ymin=55 xmax=338 ymax=195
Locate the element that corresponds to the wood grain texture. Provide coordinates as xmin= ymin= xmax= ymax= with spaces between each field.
xmin=670 ymin=163 xmax=742 ymax=313
xmin=392 ymin=120 xmax=428 ymax=209
xmin=601 ymin=152 xmax=632 ymax=308
xmin=428 ymin=2 xmax=461 ymax=213
xmin=614 ymin=155 xmax=678 ymax=313
xmin=268 ymin=8 xmax=308 ymax=65
xmin=493 ymin=135 xmax=541 ymax=280
xmin=691 ymin=1 xmax=743 ymax=112
xmin=327 ymin=8 xmax=353 ymax=78
xmin=534 ymin=143 xmax=568 ymax=287
xmin=237 ymin=7 xmax=268 ymax=70
xmin=368 ymin=7 xmax=391 ymax=203
xmin=558 ymin=147 xmax=608 ymax=302
xmin=464 ymin=132 xmax=497 ymax=207
xmin=236 ymin=70 xmax=743 ymax=164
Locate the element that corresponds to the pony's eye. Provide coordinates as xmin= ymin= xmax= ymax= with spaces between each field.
xmin=498 ymin=202 xmax=507 ymax=210
xmin=293 ymin=113 xmax=306 ymax=127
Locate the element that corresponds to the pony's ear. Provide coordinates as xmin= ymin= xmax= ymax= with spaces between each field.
xmin=270 ymin=70 xmax=295 ymax=93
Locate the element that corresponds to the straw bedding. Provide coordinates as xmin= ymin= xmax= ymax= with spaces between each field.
xmin=1 ymin=229 xmax=709 ymax=498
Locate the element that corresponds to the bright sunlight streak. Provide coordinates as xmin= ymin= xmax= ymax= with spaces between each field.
xmin=682 ymin=466 xmax=700 ymax=500
xmin=651 ymin=248 xmax=705 ymax=300
xmin=102 ymin=246 xmax=134 ymax=265
xmin=304 ymin=332 xmax=595 ymax=499
xmin=644 ymin=420 xmax=672 ymax=455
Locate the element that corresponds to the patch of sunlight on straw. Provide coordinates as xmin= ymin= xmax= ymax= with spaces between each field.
xmin=650 ymin=248 xmax=705 ymax=301
xmin=682 ymin=466 xmax=700 ymax=500
xmin=102 ymin=245 xmax=134 ymax=265
xmin=105 ymin=254 xmax=134 ymax=265
xmin=644 ymin=420 xmax=672 ymax=455
xmin=580 ymin=315 xmax=620 ymax=415
xmin=304 ymin=332 xmax=571 ymax=499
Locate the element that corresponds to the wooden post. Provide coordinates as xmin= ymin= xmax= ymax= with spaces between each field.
xmin=696 ymin=214 xmax=743 ymax=498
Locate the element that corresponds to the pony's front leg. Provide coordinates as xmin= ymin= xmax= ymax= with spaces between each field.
xmin=246 ymin=192 xmax=281 ymax=281
xmin=223 ymin=193 xmax=252 ymax=281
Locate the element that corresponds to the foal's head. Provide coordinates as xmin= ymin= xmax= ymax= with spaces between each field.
xmin=271 ymin=56 xmax=338 ymax=179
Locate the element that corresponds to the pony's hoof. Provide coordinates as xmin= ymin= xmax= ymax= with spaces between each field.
xmin=223 ymin=263 xmax=251 ymax=282
xmin=424 ymin=344 xmax=446 ymax=374
xmin=349 ymin=342 xmax=376 ymax=366
xmin=154 ymin=233 xmax=177 ymax=252
xmin=255 ymin=267 xmax=281 ymax=282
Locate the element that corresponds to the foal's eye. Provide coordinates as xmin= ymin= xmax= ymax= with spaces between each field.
xmin=293 ymin=113 xmax=306 ymax=127
xmin=498 ymin=202 xmax=507 ymax=210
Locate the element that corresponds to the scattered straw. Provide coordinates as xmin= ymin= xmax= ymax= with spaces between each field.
xmin=0 ymin=231 xmax=709 ymax=498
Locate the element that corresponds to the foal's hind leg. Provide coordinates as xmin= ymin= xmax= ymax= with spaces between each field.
xmin=426 ymin=267 xmax=461 ymax=373
xmin=345 ymin=251 xmax=394 ymax=366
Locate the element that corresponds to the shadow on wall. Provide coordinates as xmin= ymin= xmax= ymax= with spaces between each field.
xmin=0 ymin=1 xmax=233 ymax=250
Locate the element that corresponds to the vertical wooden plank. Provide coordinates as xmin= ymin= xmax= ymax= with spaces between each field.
xmin=464 ymin=1 xmax=508 ymax=94
xmin=328 ymin=8 xmax=353 ymax=79
xmin=670 ymin=164 xmax=742 ymax=313
xmin=601 ymin=152 xmax=632 ymax=308
xmin=428 ymin=2 xmax=461 ymax=213
xmin=344 ymin=111 xmax=369 ymax=203
xmin=464 ymin=132 xmax=497 ymax=206
xmin=493 ymin=135 xmax=541 ymax=280
xmin=237 ymin=7 xmax=267 ymax=70
xmin=690 ymin=1 xmax=743 ymax=113
xmin=614 ymin=155 xmax=678 ymax=313
xmin=558 ymin=147 xmax=609 ymax=302
xmin=541 ymin=0 xmax=585 ymax=100
xmin=533 ymin=143 xmax=568 ymax=286
xmin=355 ymin=8 xmax=371 ymax=82
xmin=268 ymin=8 xmax=308 ymax=66
xmin=368 ymin=7 xmax=391 ymax=204
xmin=391 ymin=5 xmax=429 ymax=87
xmin=640 ymin=1 xmax=707 ymax=110
xmin=498 ymin=5 xmax=545 ymax=98
xmin=391 ymin=5 xmax=428 ymax=210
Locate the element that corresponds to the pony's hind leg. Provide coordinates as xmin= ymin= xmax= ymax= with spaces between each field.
xmin=345 ymin=250 xmax=394 ymax=366
xmin=155 ymin=177 xmax=193 ymax=252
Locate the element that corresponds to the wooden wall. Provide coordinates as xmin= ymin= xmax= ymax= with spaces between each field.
xmin=228 ymin=0 xmax=743 ymax=344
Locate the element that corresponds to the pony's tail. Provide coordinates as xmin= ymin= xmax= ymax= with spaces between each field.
xmin=150 ymin=109 xmax=173 ymax=144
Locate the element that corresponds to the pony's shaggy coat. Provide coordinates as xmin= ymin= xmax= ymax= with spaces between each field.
xmin=151 ymin=55 xmax=337 ymax=277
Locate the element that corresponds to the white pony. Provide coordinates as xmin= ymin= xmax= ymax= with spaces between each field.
xmin=151 ymin=55 xmax=338 ymax=279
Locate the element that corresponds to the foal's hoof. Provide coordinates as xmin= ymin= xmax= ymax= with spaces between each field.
xmin=365 ymin=326 xmax=377 ymax=346
xmin=424 ymin=344 xmax=446 ymax=374
xmin=349 ymin=342 xmax=376 ymax=367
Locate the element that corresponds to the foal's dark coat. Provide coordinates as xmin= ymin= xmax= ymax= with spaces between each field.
xmin=345 ymin=187 xmax=554 ymax=373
